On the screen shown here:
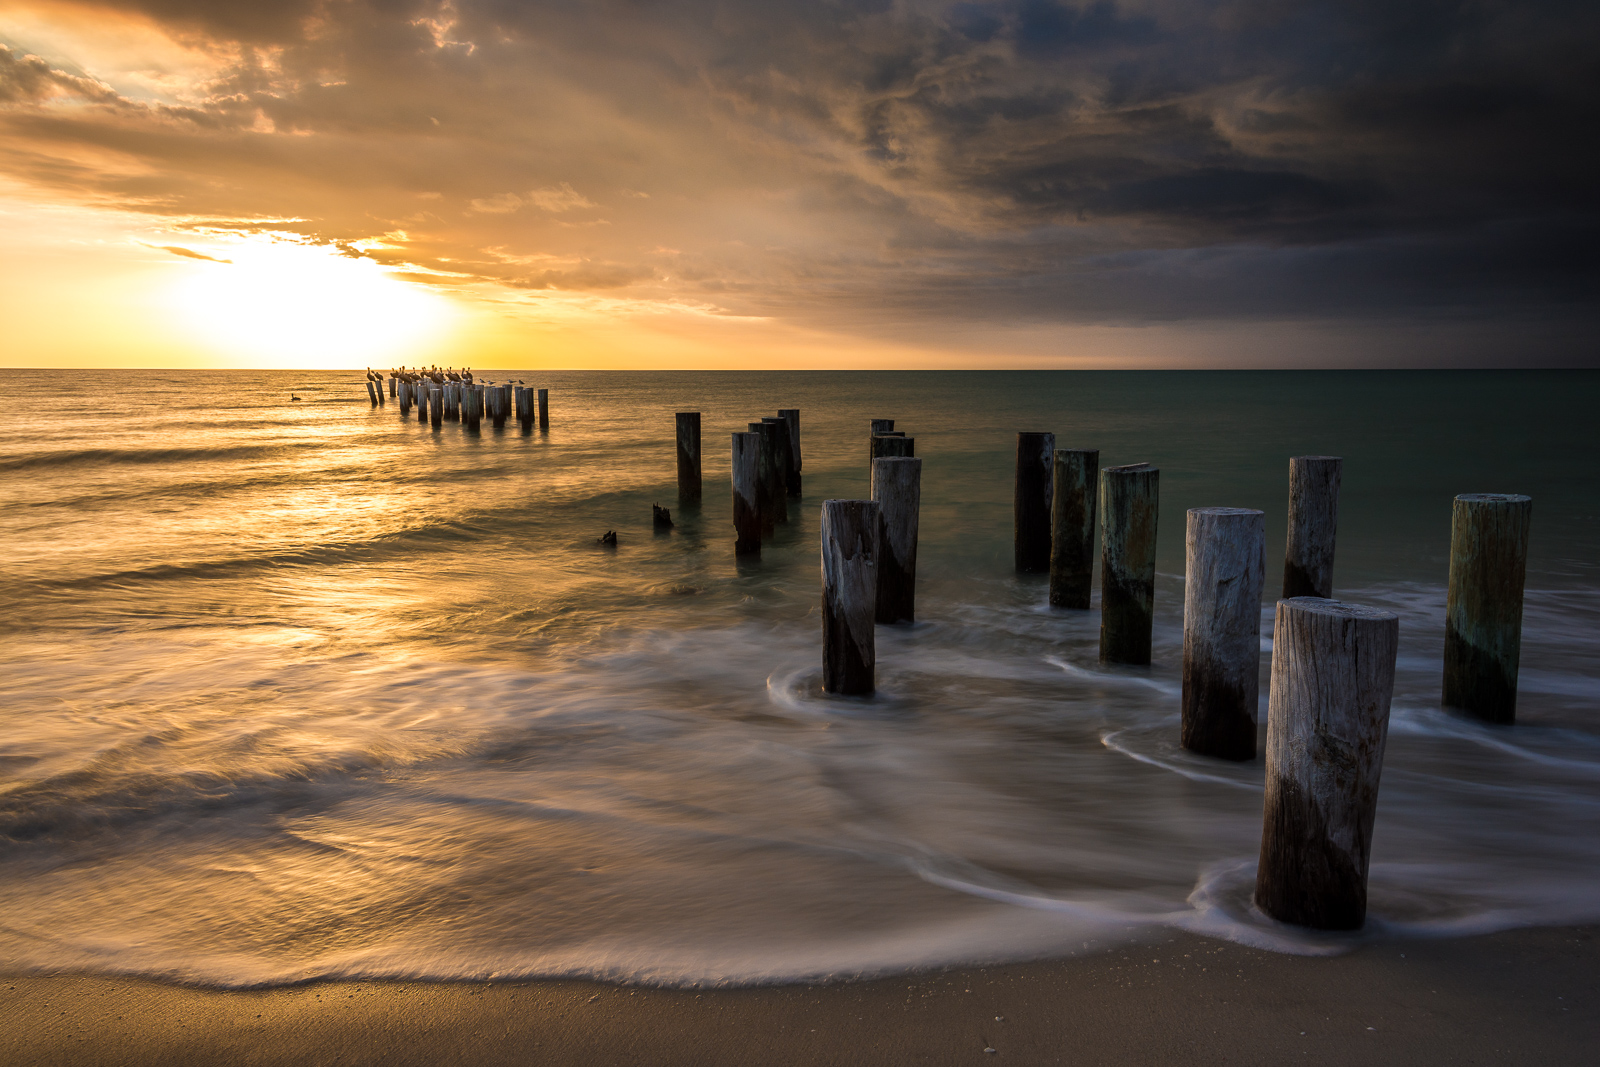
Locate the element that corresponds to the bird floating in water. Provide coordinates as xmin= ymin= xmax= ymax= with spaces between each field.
xmin=290 ymin=394 xmax=302 ymax=401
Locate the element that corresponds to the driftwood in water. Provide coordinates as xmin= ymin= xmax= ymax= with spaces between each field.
xmin=1014 ymin=432 xmax=1055 ymax=573
xmin=1444 ymin=493 xmax=1532 ymax=723
xmin=1182 ymin=507 xmax=1266 ymax=761
xmin=597 ymin=530 xmax=617 ymax=546
xmin=1256 ymin=596 xmax=1399 ymax=931
xmin=1283 ymin=456 xmax=1342 ymax=599
xmin=872 ymin=457 xmax=921 ymax=624
xmin=731 ymin=431 xmax=762 ymax=556
xmin=779 ymin=409 xmax=801 ymax=497
xmin=822 ymin=499 xmax=880 ymax=695
xmin=676 ymin=412 xmax=702 ymax=503
xmin=1099 ymin=462 xmax=1158 ymax=665
xmin=1049 ymin=448 xmax=1099 ymax=609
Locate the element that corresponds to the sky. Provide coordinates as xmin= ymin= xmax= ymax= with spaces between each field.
xmin=0 ymin=0 xmax=1595 ymax=368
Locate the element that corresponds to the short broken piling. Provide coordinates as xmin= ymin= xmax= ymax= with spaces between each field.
xmin=1283 ymin=456 xmax=1342 ymax=599
xmin=1256 ymin=596 xmax=1400 ymax=930
xmin=822 ymin=499 xmax=880 ymax=695
xmin=1182 ymin=507 xmax=1266 ymax=761
xmin=1099 ymin=463 xmax=1159 ymax=665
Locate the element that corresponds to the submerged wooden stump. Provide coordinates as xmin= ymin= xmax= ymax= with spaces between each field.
xmin=1182 ymin=507 xmax=1266 ymax=761
xmin=731 ymin=432 xmax=762 ymax=556
xmin=1049 ymin=448 xmax=1099 ymax=609
xmin=1256 ymin=597 xmax=1400 ymax=930
xmin=1099 ymin=463 xmax=1158 ymax=665
xmin=1014 ymin=432 xmax=1054 ymax=573
xmin=822 ymin=499 xmax=880 ymax=695
xmin=676 ymin=412 xmax=702 ymax=503
xmin=872 ymin=457 xmax=921 ymax=624
xmin=1444 ymin=493 xmax=1532 ymax=724
xmin=1283 ymin=456 xmax=1342 ymax=599
xmin=779 ymin=409 xmax=802 ymax=497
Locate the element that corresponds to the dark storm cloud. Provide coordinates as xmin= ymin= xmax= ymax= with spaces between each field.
xmin=1 ymin=0 xmax=1595 ymax=333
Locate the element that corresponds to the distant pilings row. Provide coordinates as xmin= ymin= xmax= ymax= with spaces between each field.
xmin=365 ymin=371 xmax=550 ymax=432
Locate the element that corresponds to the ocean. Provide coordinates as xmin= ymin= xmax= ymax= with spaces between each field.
xmin=2 ymin=369 xmax=1597 ymax=986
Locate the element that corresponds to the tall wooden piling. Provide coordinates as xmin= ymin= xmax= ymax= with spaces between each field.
xmin=676 ymin=412 xmax=702 ymax=503
xmin=493 ymin=385 xmax=509 ymax=428
xmin=388 ymin=376 xmax=396 ymax=398
xmin=747 ymin=422 xmax=783 ymax=532
xmin=761 ymin=417 xmax=793 ymax=523
xmin=1049 ymin=448 xmax=1099 ymax=609
xmin=398 ymin=381 xmax=411 ymax=415
xmin=822 ymin=499 xmax=880 ymax=695
xmin=872 ymin=457 xmax=921 ymax=624
xmin=365 ymin=381 xmax=378 ymax=407
xmin=1283 ymin=456 xmax=1342 ymax=599
xmin=516 ymin=386 xmax=533 ymax=431
xmin=1099 ymin=463 xmax=1159 ymax=665
xmin=1182 ymin=508 xmax=1266 ymax=761
xmin=537 ymin=388 xmax=549 ymax=431
xmin=416 ymin=384 xmax=428 ymax=423
xmin=779 ymin=409 xmax=801 ymax=497
xmin=464 ymin=384 xmax=482 ymax=431
xmin=429 ymin=386 xmax=442 ymax=428
xmin=1256 ymin=597 xmax=1400 ymax=930
xmin=1443 ymin=493 xmax=1532 ymax=723
xmin=731 ymin=432 xmax=762 ymax=556
xmin=1014 ymin=432 xmax=1055 ymax=573
xmin=870 ymin=434 xmax=914 ymax=460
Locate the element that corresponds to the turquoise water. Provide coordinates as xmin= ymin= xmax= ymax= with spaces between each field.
xmin=1 ymin=369 xmax=1596 ymax=985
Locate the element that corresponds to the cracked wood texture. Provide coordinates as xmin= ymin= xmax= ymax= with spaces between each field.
xmin=822 ymin=499 xmax=880 ymax=695
xmin=1444 ymin=493 xmax=1531 ymax=724
xmin=1182 ymin=508 xmax=1266 ymax=761
xmin=730 ymin=432 xmax=761 ymax=557
xmin=1256 ymin=597 xmax=1399 ymax=931
xmin=1098 ymin=463 xmax=1158 ymax=665
xmin=1283 ymin=456 xmax=1341 ymax=599
xmin=1014 ymin=432 xmax=1055 ymax=573
xmin=871 ymin=457 xmax=921 ymax=625
xmin=1049 ymin=448 xmax=1099 ymax=609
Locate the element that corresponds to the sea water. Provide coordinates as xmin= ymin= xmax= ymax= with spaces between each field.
xmin=1 ymin=369 xmax=1597 ymax=985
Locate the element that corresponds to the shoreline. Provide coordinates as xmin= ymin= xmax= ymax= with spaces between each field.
xmin=4 ymin=925 xmax=1594 ymax=1066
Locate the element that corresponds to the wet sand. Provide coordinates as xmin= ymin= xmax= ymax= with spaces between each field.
xmin=4 ymin=925 xmax=1594 ymax=1066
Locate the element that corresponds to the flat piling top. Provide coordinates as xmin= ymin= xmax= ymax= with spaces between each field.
xmin=1456 ymin=493 xmax=1532 ymax=504
xmin=1189 ymin=507 xmax=1262 ymax=517
xmin=1103 ymin=462 xmax=1154 ymax=473
xmin=1279 ymin=596 xmax=1397 ymax=622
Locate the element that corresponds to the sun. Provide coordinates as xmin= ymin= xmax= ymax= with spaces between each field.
xmin=165 ymin=237 xmax=455 ymax=367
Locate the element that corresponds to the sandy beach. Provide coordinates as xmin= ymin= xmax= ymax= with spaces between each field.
xmin=4 ymin=925 xmax=1594 ymax=1066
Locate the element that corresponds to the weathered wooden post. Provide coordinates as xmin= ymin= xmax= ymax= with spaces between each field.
xmin=747 ymin=421 xmax=782 ymax=532
xmin=872 ymin=457 xmax=921 ymax=624
xmin=516 ymin=387 xmax=533 ymax=431
xmin=494 ymin=385 xmax=510 ymax=428
xmin=416 ymin=384 xmax=428 ymax=423
xmin=822 ymin=499 xmax=880 ymax=695
xmin=1256 ymin=597 xmax=1400 ymax=930
xmin=1099 ymin=463 xmax=1159 ymax=665
xmin=1014 ymin=432 xmax=1054 ymax=573
xmin=1182 ymin=508 xmax=1266 ymax=761
xmin=537 ymin=388 xmax=549 ymax=431
xmin=1049 ymin=448 xmax=1099 ymax=609
xmin=731 ymin=432 xmax=762 ymax=556
xmin=428 ymin=386 xmax=442 ymax=428
xmin=365 ymin=381 xmax=378 ymax=407
xmin=761 ymin=417 xmax=794 ymax=522
xmin=1283 ymin=456 xmax=1342 ymax=599
xmin=1443 ymin=493 xmax=1532 ymax=723
xmin=675 ymin=412 xmax=702 ymax=503
xmin=870 ymin=419 xmax=895 ymax=434
xmin=870 ymin=434 xmax=914 ymax=460
xmin=779 ymin=409 xmax=801 ymax=497
xmin=397 ymin=381 xmax=410 ymax=415
xmin=464 ymin=384 xmax=482 ymax=431
xmin=388 ymin=376 xmax=396 ymax=399
xmin=443 ymin=383 xmax=458 ymax=421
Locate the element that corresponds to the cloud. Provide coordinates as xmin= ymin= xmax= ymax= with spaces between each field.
xmin=146 ymin=243 xmax=232 ymax=263
xmin=0 ymin=0 xmax=1593 ymax=343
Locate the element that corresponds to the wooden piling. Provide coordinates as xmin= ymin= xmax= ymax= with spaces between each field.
xmin=675 ymin=412 xmax=702 ymax=503
xmin=761 ymin=417 xmax=793 ymax=523
xmin=1443 ymin=493 xmax=1532 ymax=723
xmin=537 ymin=388 xmax=549 ymax=431
xmin=1014 ymin=432 xmax=1055 ymax=573
xmin=1049 ymin=448 xmax=1099 ymax=609
xmin=388 ymin=376 xmax=396 ymax=398
xmin=779 ymin=409 xmax=801 ymax=497
xmin=870 ymin=434 xmax=914 ymax=461
xmin=416 ymin=384 xmax=428 ymax=423
xmin=492 ymin=385 xmax=509 ymax=428
xmin=870 ymin=419 xmax=895 ymax=434
xmin=365 ymin=381 xmax=378 ymax=407
xmin=1283 ymin=456 xmax=1342 ymax=599
xmin=731 ymin=432 xmax=762 ymax=556
xmin=1182 ymin=507 xmax=1266 ymax=761
xmin=516 ymin=386 xmax=533 ymax=431
xmin=872 ymin=457 xmax=921 ymax=624
xmin=1099 ymin=463 xmax=1159 ymax=665
xmin=1256 ymin=597 xmax=1400 ymax=930
xmin=398 ymin=381 xmax=411 ymax=415
xmin=748 ymin=422 xmax=783 ymax=532
xmin=822 ymin=499 xmax=880 ymax=695
xmin=463 ymin=384 xmax=482 ymax=431
xmin=428 ymin=386 xmax=442 ymax=428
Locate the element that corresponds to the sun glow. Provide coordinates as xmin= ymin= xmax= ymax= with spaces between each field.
xmin=165 ymin=238 xmax=455 ymax=366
